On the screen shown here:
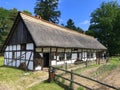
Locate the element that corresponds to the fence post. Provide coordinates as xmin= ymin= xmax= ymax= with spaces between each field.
xmin=85 ymin=60 xmax=88 ymax=67
xmin=70 ymin=70 xmax=74 ymax=90
xmin=106 ymin=53 xmax=109 ymax=63
xmin=65 ymin=62 xmax=67 ymax=71
xmin=49 ymin=66 xmax=55 ymax=82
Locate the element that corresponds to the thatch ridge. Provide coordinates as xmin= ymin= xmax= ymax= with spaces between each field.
xmin=20 ymin=12 xmax=94 ymax=39
xmin=20 ymin=12 xmax=107 ymax=50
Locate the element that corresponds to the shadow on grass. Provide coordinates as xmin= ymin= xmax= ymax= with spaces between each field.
xmin=43 ymin=79 xmax=73 ymax=90
xmin=0 ymin=65 xmax=34 ymax=72
xmin=0 ymin=65 xmax=5 ymax=67
xmin=0 ymin=65 xmax=27 ymax=71
xmin=0 ymin=65 xmax=17 ymax=69
xmin=55 ymin=80 xmax=73 ymax=90
xmin=54 ymin=76 xmax=74 ymax=90
xmin=42 ymin=80 xmax=51 ymax=83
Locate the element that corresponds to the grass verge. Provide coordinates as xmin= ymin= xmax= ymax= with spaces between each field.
xmin=28 ymin=81 xmax=63 ymax=90
xmin=74 ymin=63 xmax=99 ymax=74
xmin=0 ymin=57 xmax=63 ymax=90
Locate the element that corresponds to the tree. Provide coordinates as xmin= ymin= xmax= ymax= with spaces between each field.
xmin=34 ymin=0 xmax=61 ymax=24
xmin=65 ymin=19 xmax=76 ymax=30
xmin=9 ymin=8 xmax=18 ymax=21
xmin=88 ymin=1 xmax=120 ymax=56
xmin=23 ymin=10 xmax=32 ymax=15
xmin=85 ymin=29 xmax=95 ymax=36
xmin=0 ymin=8 xmax=32 ymax=47
xmin=0 ymin=8 xmax=17 ymax=46
xmin=112 ymin=9 xmax=120 ymax=55
xmin=76 ymin=27 xmax=84 ymax=33
xmin=65 ymin=19 xmax=84 ymax=33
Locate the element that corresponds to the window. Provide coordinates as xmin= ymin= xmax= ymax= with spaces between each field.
xmin=91 ymin=53 xmax=93 ymax=58
xmin=74 ymin=48 xmax=78 ymax=51
xmin=72 ymin=53 xmax=77 ymax=59
xmin=87 ymin=52 xmax=93 ymax=58
xmin=72 ymin=48 xmax=78 ymax=52
xmin=34 ymin=52 xmax=41 ymax=58
xmin=87 ymin=52 xmax=90 ymax=58
xmin=12 ymin=51 xmax=15 ymax=59
xmin=50 ymin=53 xmax=56 ymax=60
xmin=66 ymin=52 xmax=71 ymax=60
xmin=79 ymin=52 xmax=82 ymax=59
xmin=21 ymin=44 xmax=26 ymax=51
xmin=59 ymin=53 xmax=65 ymax=61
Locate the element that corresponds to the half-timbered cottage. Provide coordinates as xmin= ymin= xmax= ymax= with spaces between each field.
xmin=1 ymin=12 xmax=107 ymax=70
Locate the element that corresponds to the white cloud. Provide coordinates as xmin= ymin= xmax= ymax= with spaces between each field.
xmin=80 ymin=20 xmax=90 ymax=25
xmin=78 ymin=20 xmax=90 ymax=30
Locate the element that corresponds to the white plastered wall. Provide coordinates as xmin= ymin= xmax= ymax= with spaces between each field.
xmin=4 ymin=43 xmax=34 ymax=70
xmin=51 ymin=52 xmax=97 ymax=66
xmin=51 ymin=53 xmax=77 ymax=66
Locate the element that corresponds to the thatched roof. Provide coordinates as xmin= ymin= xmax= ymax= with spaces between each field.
xmin=20 ymin=12 xmax=106 ymax=50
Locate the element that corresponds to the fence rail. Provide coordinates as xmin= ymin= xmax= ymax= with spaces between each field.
xmin=55 ymin=74 xmax=92 ymax=90
xmin=49 ymin=66 xmax=118 ymax=90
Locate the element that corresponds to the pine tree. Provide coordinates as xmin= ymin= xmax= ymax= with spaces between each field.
xmin=65 ymin=19 xmax=76 ymax=30
xmin=34 ymin=0 xmax=61 ymax=24
xmin=65 ymin=19 xmax=84 ymax=33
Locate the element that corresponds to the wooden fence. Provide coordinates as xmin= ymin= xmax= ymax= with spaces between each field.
xmin=49 ymin=66 xmax=119 ymax=90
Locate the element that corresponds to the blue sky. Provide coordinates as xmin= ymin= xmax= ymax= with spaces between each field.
xmin=0 ymin=0 xmax=120 ymax=30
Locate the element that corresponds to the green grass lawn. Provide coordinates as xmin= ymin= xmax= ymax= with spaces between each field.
xmin=28 ymin=81 xmax=63 ymax=90
xmin=0 ymin=57 xmax=25 ymax=81
xmin=0 ymin=56 xmax=4 ymax=66
xmin=0 ymin=56 xmax=63 ymax=90
xmin=0 ymin=56 xmax=120 ymax=90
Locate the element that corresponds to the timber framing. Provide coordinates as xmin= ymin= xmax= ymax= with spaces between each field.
xmin=1 ymin=12 xmax=107 ymax=71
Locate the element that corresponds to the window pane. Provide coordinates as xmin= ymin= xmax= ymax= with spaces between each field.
xmin=21 ymin=44 xmax=26 ymax=51
xmin=59 ymin=53 xmax=64 ymax=61
xmin=66 ymin=52 xmax=71 ymax=60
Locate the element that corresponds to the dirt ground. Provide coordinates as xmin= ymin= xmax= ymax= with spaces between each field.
xmin=103 ymin=67 xmax=120 ymax=88
xmin=57 ymin=63 xmax=120 ymax=90
xmin=0 ymin=71 xmax=48 ymax=90
xmin=80 ymin=65 xmax=120 ymax=89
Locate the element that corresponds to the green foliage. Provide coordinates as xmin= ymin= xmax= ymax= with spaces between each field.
xmin=9 ymin=8 xmax=18 ymax=21
xmin=34 ymin=0 xmax=61 ymax=24
xmin=85 ymin=29 xmax=95 ymax=36
xmin=23 ymin=10 xmax=32 ymax=15
xmin=65 ymin=19 xmax=84 ymax=33
xmin=88 ymin=1 xmax=120 ymax=56
xmin=0 ymin=8 xmax=32 ymax=47
xmin=0 ymin=8 xmax=17 ymax=46
xmin=76 ymin=27 xmax=84 ymax=33
xmin=109 ymin=56 xmax=120 ymax=65
xmin=65 ymin=19 xmax=76 ymax=30
xmin=77 ymin=87 xmax=84 ymax=90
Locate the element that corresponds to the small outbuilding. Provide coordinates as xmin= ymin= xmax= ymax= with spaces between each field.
xmin=1 ymin=12 xmax=107 ymax=70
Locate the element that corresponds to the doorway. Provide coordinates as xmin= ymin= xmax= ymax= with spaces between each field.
xmin=43 ymin=53 xmax=49 ymax=67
